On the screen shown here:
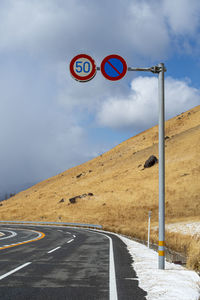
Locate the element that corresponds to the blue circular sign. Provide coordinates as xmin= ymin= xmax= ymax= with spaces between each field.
xmin=101 ymin=54 xmax=127 ymax=81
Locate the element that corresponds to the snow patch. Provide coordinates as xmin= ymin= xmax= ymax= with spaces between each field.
xmin=118 ymin=235 xmax=200 ymax=300
xmin=166 ymin=222 xmax=200 ymax=238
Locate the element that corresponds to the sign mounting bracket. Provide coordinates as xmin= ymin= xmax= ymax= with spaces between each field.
xmin=97 ymin=65 xmax=166 ymax=74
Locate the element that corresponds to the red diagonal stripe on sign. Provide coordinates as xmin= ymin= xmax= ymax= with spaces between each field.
xmin=107 ymin=60 xmax=121 ymax=75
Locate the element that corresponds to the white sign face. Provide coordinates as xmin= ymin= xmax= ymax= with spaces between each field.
xmin=73 ymin=58 xmax=92 ymax=76
xmin=69 ymin=54 xmax=97 ymax=82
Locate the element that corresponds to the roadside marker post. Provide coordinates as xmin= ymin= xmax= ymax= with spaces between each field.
xmin=69 ymin=54 xmax=166 ymax=269
xmin=147 ymin=211 xmax=152 ymax=249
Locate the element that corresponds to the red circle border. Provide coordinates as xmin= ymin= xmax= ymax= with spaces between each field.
xmin=100 ymin=54 xmax=127 ymax=81
xmin=69 ymin=54 xmax=97 ymax=82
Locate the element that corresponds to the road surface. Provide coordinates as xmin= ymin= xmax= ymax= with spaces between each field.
xmin=0 ymin=225 xmax=147 ymax=299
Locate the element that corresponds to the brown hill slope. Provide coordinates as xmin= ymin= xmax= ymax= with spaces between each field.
xmin=1 ymin=105 xmax=200 ymax=269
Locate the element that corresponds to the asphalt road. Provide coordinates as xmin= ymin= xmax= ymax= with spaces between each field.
xmin=0 ymin=225 xmax=147 ymax=300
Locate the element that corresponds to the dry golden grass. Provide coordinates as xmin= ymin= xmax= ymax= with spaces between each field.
xmin=1 ymin=105 xmax=200 ymax=270
xmin=187 ymin=239 xmax=200 ymax=271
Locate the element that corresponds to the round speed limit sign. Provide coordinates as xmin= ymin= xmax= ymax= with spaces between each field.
xmin=69 ymin=54 xmax=97 ymax=82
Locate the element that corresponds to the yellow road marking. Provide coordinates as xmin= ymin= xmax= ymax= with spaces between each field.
xmin=0 ymin=231 xmax=45 ymax=251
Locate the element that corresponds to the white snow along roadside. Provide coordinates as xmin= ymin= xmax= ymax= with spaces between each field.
xmin=166 ymin=222 xmax=200 ymax=238
xmin=118 ymin=235 xmax=200 ymax=300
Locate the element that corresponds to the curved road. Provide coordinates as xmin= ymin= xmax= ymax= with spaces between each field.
xmin=0 ymin=225 xmax=147 ymax=300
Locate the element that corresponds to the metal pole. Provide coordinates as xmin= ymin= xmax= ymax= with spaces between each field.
xmin=97 ymin=62 xmax=166 ymax=270
xmin=147 ymin=211 xmax=151 ymax=248
xmin=158 ymin=63 xmax=165 ymax=269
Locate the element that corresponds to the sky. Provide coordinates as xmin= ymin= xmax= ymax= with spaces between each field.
xmin=0 ymin=0 xmax=200 ymax=198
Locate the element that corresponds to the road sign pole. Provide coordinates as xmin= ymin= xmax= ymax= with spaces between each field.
xmin=70 ymin=56 xmax=167 ymax=269
xmin=123 ymin=62 xmax=166 ymax=269
xmin=158 ymin=63 xmax=165 ymax=269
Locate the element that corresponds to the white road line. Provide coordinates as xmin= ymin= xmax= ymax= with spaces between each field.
xmin=0 ymin=262 xmax=32 ymax=281
xmin=108 ymin=235 xmax=118 ymax=300
xmin=67 ymin=239 xmax=74 ymax=243
xmin=85 ymin=230 xmax=118 ymax=300
xmin=0 ymin=230 xmax=17 ymax=240
xmin=47 ymin=246 xmax=61 ymax=254
xmin=73 ymin=235 xmax=76 ymax=238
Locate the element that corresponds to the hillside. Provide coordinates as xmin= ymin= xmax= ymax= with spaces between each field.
xmin=1 ymin=105 xmax=200 ymax=269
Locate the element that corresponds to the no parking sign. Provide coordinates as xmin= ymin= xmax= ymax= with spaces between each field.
xmin=100 ymin=54 xmax=127 ymax=81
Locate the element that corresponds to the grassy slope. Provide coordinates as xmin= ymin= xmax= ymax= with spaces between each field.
xmin=1 ymin=105 xmax=200 ymax=269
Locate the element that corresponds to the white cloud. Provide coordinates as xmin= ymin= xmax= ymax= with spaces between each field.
xmin=124 ymin=1 xmax=170 ymax=59
xmin=0 ymin=0 xmax=89 ymax=58
xmin=0 ymin=0 xmax=199 ymax=61
xmin=0 ymin=61 xmax=95 ymax=196
xmin=0 ymin=0 xmax=200 ymax=197
xmin=0 ymin=0 xmax=169 ymax=61
xmin=163 ymin=0 xmax=200 ymax=35
xmin=96 ymin=76 xmax=200 ymax=130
